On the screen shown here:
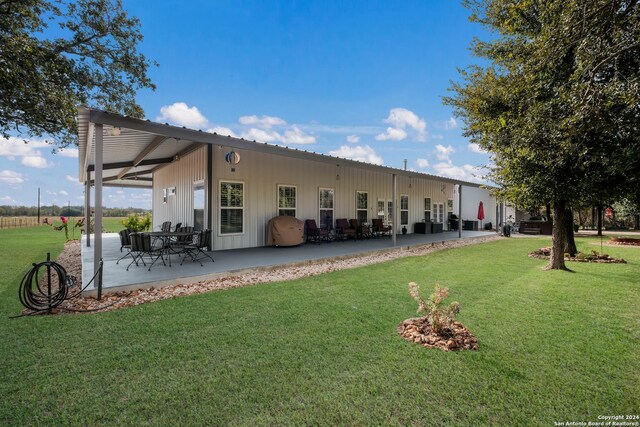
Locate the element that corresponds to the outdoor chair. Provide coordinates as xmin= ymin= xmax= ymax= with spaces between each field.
xmin=127 ymin=232 xmax=167 ymax=271
xmin=173 ymin=222 xmax=182 ymax=232
xmin=335 ymin=218 xmax=357 ymax=240
xmin=169 ymin=226 xmax=195 ymax=256
xmin=160 ymin=221 xmax=172 ymax=232
xmin=372 ymin=219 xmax=391 ymax=238
xmin=181 ymin=229 xmax=214 ymax=266
xmin=305 ymin=219 xmax=330 ymax=243
xmin=116 ymin=229 xmax=134 ymax=264
xmin=350 ymin=219 xmax=371 ymax=239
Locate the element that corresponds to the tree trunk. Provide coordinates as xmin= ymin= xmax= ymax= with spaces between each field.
xmin=564 ymin=208 xmax=577 ymax=257
xmin=597 ymin=204 xmax=603 ymax=236
xmin=545 ymin=200 xmax=569 ymax=270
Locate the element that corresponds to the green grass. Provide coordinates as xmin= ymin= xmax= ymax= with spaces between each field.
xmin=1 ymin=229 xmax=638 ymax=426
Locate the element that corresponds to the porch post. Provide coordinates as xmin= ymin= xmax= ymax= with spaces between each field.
xmin=94 ymin=123 xmax=103 ymax=283
xmin=458 ymin=185 xmax=462 ymax=238
xmin=85 ymin=172 xmax=91 ymax=247
xmin=207 ymin=144 xmax=213 ymax=250
xmin=392 ymin=173 xmax=397 ymax=247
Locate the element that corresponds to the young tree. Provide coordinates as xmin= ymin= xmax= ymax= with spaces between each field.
xmin=445 ymin=0 xmax=640 ymax=270
xmin=0 ymin=0 xmax=156 ymax=147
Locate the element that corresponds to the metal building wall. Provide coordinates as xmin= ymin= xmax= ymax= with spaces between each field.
xmin=152 ymin=146 xmax=207 ymax=230
xmin=211 ymin=146 xmax=456 ymax=250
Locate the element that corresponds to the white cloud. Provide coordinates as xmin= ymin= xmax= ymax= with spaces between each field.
xmin=21 ymin=156 xmax=53 ymax=168
xmin=444 ymin=117 xmax=457 ymax=130
xmin=435 ymin=144 xmax=455 ymax=161
xmin=156 ymin=102 xmax=209 ymax=129
xmin=416 ymin=158 xmax=429 ymax=169
xmin=0 ymin=195 xmax=17 ymax=204
xmin=432 ymin=161 xmax=485 ymax=183
xmin=375 ymin=127 xmax=408 ymax=141
xmin=346 ymin=135 xmax=360 ymax=143
xmin=66 ymin=175 xmax=78 ymax=182
xmin=0 ymin=136 xmax=49 ymax=158
xmin=241 ymin=128 xmax=280 ymax=143
xmin=375 ymin=108 xmax=427 ymax=142
xmin=59 ymin=190 xmax=69 ymax=196
xmin=0 ymin=170 xmax=25 ymax=184
xmin=281 ymin=126 xmax=316 ymax=144
xmin=239 ymin=115 xmax=286 ymax=128
xmin=328 ymin=145 xmax=384 ymax=165
xmin=431 ymin=134 xmax=444 ymax=140
xmin=207 ymin=126 xmax=237 ymax=137
xmin=241 ymin=126 xmax=316 ymax=145
xmin=468 ymin=143 xmax=486 ymax=154
xmin=57 ymin=147 xmax=79 ymax=158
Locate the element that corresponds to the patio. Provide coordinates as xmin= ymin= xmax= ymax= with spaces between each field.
xmin=81 ymin=230 xmax=495 ymax=296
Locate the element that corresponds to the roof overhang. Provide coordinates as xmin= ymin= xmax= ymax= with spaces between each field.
xmin=77 ymin=106 xmax=489 ymax=189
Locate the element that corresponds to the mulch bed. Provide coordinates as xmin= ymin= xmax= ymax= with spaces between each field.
xmin=528 ymin=247 xmax=626 ymax=263
xmin=397 ymin=317 xmax=478 ymax=351
xmin=609 ymin=237 xmax=640 ymax=246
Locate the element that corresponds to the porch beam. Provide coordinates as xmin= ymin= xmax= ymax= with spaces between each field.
xmin=150 ymin=142 xmax=205 ymax=173
xmin=116 ymin=135 xmax=168 ymax=179
xmin=87 ymin=157 xmax=173 ymax=172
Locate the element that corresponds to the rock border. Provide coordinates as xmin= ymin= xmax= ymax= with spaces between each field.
xmin=397 ymin=317 xmax=478 ymax=351
xmin=528 ymin=248 xmax=626 ymax=263
xmin=27 ymin=235 xmax=501 ymax=315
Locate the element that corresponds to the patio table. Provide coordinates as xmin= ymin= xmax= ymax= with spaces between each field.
xmin=145 ymin=231 xmax=197 ymax=267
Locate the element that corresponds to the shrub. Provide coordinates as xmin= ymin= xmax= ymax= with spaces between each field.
xmin=408 ymin=282 xmax=461 ymax=335
xmin=122 ymin=213 xmax=152 ymax=232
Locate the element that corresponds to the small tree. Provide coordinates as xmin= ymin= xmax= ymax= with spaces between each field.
xmin=408 ymin=282 xmax=460 ymax=335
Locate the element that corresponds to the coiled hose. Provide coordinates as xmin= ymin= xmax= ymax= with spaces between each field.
xmin=18 ymin=258 xmax=70 ymax=313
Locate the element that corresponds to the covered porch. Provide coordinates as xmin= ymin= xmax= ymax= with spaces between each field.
xmin=81 ymin=230 xmax=494 ymax=296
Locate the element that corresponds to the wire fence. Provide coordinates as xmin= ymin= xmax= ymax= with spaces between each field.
xmin=0 ymin=217 xmax=42 ymax=229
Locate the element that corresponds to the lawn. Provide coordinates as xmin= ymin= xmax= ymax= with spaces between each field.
xmin=0 ymin=228 xmax=638 ymax=426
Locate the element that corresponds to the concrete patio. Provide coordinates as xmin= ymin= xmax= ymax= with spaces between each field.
xmin=81 ymin=230 xmax=495 ymax=295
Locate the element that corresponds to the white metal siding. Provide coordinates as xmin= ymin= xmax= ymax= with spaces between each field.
xmin=152 ymin=146 xmax=207 ymax=230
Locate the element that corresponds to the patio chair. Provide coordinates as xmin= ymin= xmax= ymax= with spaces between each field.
xmin=350 ymin=219 xmax=371 ymax=239
xmin=168 ymin=226 xmax=195 ymax=256
xmin=173 ymin=222 xmax=182 ymax=232
xmin=181 ymin=229 xmax=214 ymax=266
xmin=160 ymin=221 xmax=172 ymax=232
xmin=127 ymin=233 xmax=167 ymax=271
xmin=372 ymin=219 xmax=391 ymax=238
xmin=335 ymin=218 xmax=357 ymax=241
xmin=305 ymin=219 xmax=330 ymax=243
xmin=116 ymin=229 xmax=134 ymax=264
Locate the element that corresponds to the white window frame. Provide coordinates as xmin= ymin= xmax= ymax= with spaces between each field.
xmin=319 ymin=187 xmax=334 ymax=230
xmin=219 ymin=180 xmax=244 ymax=236
xmin=424 ymin=197 xmax=432 ymax=222
xmin=277 ymin=184 xmax=297 ymax=217
xmin=356 ymin=191 xmax=368 ymax=224
xmin=433 ymin=202 xmax=444 ymax=224
xmin=400 ymin=194 xmax=409 ymax=226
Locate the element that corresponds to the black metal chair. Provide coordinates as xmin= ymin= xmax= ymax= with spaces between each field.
xmin=181 ymin=229 xmax=214 ymax=266
xmin=168 ymin=226 xmax=194 ymax=256
xmin=160 ymin=221 xmax=172 ymax=232
xmin=127 ymin=233 xmax=166 ymax=271
xmin=173 ymin=222 xmax=182 ymax=232
xmin=335 ymin=218 xmax=357 ymax=240
xmin=116 ymin=229 xmax=134 ymax=264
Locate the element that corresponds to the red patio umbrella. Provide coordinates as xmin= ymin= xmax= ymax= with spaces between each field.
xmin=477 ymin=201 xmax=485 ymax=228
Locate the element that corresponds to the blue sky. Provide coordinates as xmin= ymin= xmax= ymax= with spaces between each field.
xmin=0 ymin=0 xmax=491 ymax=209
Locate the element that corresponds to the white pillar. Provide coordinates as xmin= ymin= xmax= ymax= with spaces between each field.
xmin=392 ymin=174 xmax=397 ymax=247
xmin=85 ymin=173 xmax=91 ymax=247
xmin=94 ymin=124 xmax=103 ymax=283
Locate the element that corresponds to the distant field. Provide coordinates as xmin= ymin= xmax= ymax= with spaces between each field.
xmin=0 ymin=217 xmax=136 ymax=233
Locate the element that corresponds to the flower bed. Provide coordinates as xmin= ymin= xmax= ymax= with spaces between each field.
xmin=528 ymin=247 xmax=626 ymax=263
xmin=610 ymin=237 xmax=640 ymax=246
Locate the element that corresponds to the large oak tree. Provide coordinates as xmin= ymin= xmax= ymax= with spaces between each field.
xmin=445 ymin=0 xmax=639 ymax=269
xmin=0 ymin=0 xmax=156 ymax=147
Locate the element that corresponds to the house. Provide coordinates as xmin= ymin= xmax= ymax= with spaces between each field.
xmin=77 ymin=107 xmax=507 ymax=276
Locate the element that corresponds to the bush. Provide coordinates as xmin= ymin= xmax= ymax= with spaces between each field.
xmin=122 ymin=213 xmax=152 ymax=232
xmin=408 ymin=282 xmax=460 ymax=335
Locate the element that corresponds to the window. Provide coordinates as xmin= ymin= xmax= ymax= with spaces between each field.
xmin=278 ymin=185 xmax=296 ymax=217
xmin=193 ymin=181 xmax=205 ymax=231
xmin=319 ymin=188 xmax=334 ymax=230
xmin=356 ymin=191 xmax=368 ymax=224
xmin=377 ymin=200 xmax=385 ymax=220
xmin=220 ymin=181 xmax=243 ymax=234
xmin=400 ymin=195 xmax=409 ymax=226
xmin=424 ymin=197 xmax=432 ymax=222
xmin=387 ymin=200 xmax=393 ymax=225
xmin=433 ymin=202 xmax=444 ymax=223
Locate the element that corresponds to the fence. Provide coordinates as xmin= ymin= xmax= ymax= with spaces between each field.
xmin=0 ymin=217 xmax=42 ymax=229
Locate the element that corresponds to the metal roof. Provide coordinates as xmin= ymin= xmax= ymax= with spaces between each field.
xmin=77 ymin=106 xmax=488 ymax=189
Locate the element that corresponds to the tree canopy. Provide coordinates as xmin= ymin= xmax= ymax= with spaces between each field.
xmin=0 ymin=0 xmax=156 ymax=147
xmin=445 ymin=0 xmax=639 ymax=269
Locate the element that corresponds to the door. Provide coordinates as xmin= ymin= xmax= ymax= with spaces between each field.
xmin=193 ymin=181 xmax=205 ymax=231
